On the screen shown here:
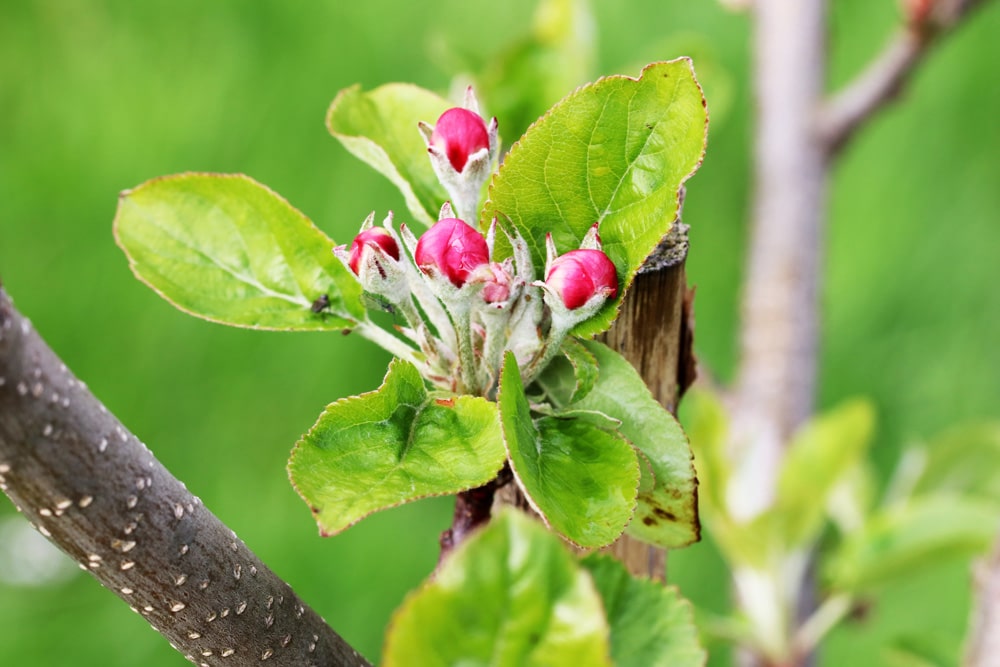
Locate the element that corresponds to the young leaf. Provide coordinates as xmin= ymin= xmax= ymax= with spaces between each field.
xmin=581 ymin=555 xmax=706 ymax=667
xmin=327 ymin=83 xmax=452 ymax=226
xmin=482 ymin=59 xmax=707 ymax=336
xmin=499 ymin=351 xmax=639 ymax=548
xmin=573 ymin=340 xmax=699 ymax=548
xmin=534 ymin=336 xmax=600 ymax=406
xmin=825 ymin=495 xmax=998 ymax=594
xmin=910 ymin=422 xmax=1000 ymax=504
xmin=773 ymin=399 xmax=875 ymax=547
xmin=288 ymin=359 xmax=505 ymax=535
xmin=114 ymin=172 xmax=364 ymax=330
xmin=383 ymin=509 xmax=611 ymax=667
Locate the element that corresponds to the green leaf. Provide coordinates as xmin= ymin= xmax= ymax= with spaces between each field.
xmin=482 ymin=59 xmax=707 ymax=336
xmin=383 ymin=509 xmax=611 ymax=667
xmin=680 ymin=388 xmax=775 ymax=566
xmin=884 ymin=635 xmax=956 ymax=667
xmin=581 ymin=555 xmax=706 ymax=667
xmin=499 ymin=351 xmax=639 ymax=548
xmin=773 ymin=399 xmax=875 ymax=547
xmin=911 ymin=422 xmax=1000 ymax=504
xmin=288 ymin=359 xmax=505 ymax=535
xmin=327 ymin=83 xmax=451 ymax=226
xmin=534 ymin=336 xmax=600 ymax=406
xmin=825 ymin=495 xmax=998 ymax=594
xmin=573 ymin=340 xmax=699 ymax=548
xmin=114 ymin=173 xmax=364 ymax=330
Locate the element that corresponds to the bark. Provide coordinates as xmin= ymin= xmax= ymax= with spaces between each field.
xmin=0 ymin=286 xmax=370 ymax=667
xmin=600 ymin=219 xmax=696 ymax=581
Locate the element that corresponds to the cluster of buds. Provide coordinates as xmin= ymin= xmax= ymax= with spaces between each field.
xmin=333 ymin=94 xmax=618 ymax=398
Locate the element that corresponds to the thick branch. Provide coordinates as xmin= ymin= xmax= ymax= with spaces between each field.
xmin=0 ymin=287 xmax=370 ymax=667
xmin=820 ymin=0 xmax=992 ymax=154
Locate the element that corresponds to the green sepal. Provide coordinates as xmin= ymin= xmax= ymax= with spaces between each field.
xmin=288 ymin=359 xmax=505 ymax=535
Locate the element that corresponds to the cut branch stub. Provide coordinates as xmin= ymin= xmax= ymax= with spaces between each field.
xmin=0 ymin=287 xmax=370 ymax=667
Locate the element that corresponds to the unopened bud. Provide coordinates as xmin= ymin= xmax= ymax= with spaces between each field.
xmin=481 ymin=262 xmax=514 ymax=304
xmin=545 ymin=249 xmax=618 ymax=310
xmin=430 ymin=108 xmax=490 ymax=173
xmin=415 ymin=217 xmax=490 ymax=288
xmin=347 ymin=227 xmax=400 ymax=276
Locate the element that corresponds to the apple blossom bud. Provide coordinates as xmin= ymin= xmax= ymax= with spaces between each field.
xmin=430 ymin=108 xmax=490 ymax=173
xmin=545 ymin=249 xmax=618 ymax=310
xmin=347 ymin=227 xmax=400 ymax=276
xmin=481 ymin=262 xmax=513 ymax=304
xmin=415 ymin=217 xmax=490 ymax=288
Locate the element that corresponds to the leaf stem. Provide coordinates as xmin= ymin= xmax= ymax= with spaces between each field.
xmin=356 ymin=320 xmax=419 ymax=365
xmin=523 ymin=323 xmax=570 ymax=386
xmin=792 ymin=593 xmax=853 ymax=656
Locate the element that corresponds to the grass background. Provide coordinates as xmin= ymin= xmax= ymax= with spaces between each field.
xmin=1 ymin=0 xmax=998 ymax=664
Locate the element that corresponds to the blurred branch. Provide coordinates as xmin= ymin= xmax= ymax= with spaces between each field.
xmin=0 ymin=285 xmax=371 ymax=667
xmin=820 ymin=0 xmax=993 ymax=155
xmin=731 ymin=1 xmax=996 ymax=666
xmin=966 ymin=523 xmax=1000 ymax=666
xmin=733 ymin=0 xmax=826 ymax=521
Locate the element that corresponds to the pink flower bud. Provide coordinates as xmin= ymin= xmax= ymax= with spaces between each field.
xmin=347 ymin=227 xmax=400 ymax=275
xmin=545 ymin=249 xmax=618 ymax=310
xmin=481 ymin=262 xmax=513 ymax=304
xmin=415 ymin=217 xmax=489 ymax=288
xmin=430 ymin=108 xmax=490 ymax=172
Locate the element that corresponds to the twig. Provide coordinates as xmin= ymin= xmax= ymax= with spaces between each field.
xmin=438 ymin=467 xmax=510 ymax=560
xmin=820 ymin=0 xmax=993 ymax=154
xmin=0 ymin=285 xmax=370 ymax=667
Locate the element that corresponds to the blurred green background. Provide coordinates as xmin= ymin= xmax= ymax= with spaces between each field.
xmin=1 ymin=1 xmax=998 ymax=664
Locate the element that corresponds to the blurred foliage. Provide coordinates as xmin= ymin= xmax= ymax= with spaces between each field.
xmin=1 ymin=0 xmax=998 ymax=665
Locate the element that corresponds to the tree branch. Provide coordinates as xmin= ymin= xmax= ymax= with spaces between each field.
xmin=820 ymin=0 xmax=993 ymax=154
xmin=0 ymin=286 xmax=370 ymax=667
xmin=965 ymin=523 xmax=1000 ymax=666
xmin=733 ymin=0 xmax=827 ymax=520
